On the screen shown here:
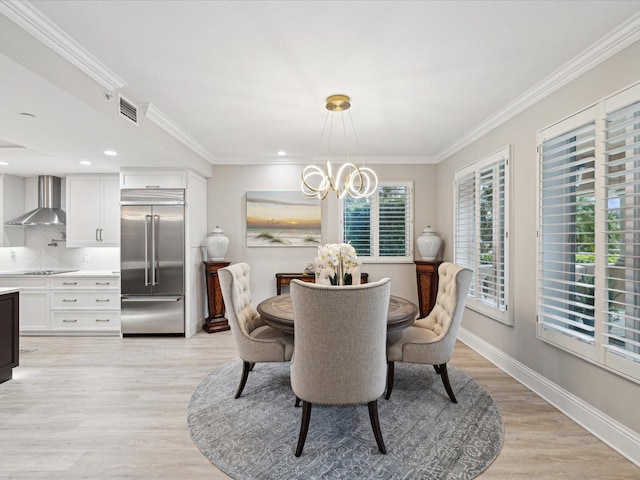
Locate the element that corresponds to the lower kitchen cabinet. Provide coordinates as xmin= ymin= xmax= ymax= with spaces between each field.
xmin=0 ymin=277 xmax=49 ymax=332
xmin=0 ymin=274 xmax=120 ymax=335
xmin=51 ymin=275 xmax=121 ymax=335
xmin=20 ymin=291 xmax=50 ymax=331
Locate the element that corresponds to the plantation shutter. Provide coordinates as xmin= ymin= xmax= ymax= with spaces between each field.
xmin=538 ymin=116 xmax=597 ymax=342
xmin=342 ymin=197 xmax=371 ymax=256
xmin=341 ymin=181 xmax=413 ymax=261
xmin=455 ymin=171 xmax=476 ymax=297
xmin=454 ymin=146 xmax=510 ymax=323
xmin=378 ymin=185 xmax=411 ymax=257
xmin=603 ymin=98 xmax=640 ymax=366
xmin=478 ymin=160 xmax=507 ymax=310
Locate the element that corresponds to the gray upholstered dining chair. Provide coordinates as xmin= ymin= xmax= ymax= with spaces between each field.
xmin=385 ymin=262 xmax=472 ymax=403
xmin=289 ymin=277 xmax=391 ymax=457
xmin=218 ymin=263 xmax=293 ymax=398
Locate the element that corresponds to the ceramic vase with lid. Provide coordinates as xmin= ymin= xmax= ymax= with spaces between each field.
xmin=416 ymin=226 xmax=442 ymax=261
xmin=206 ymin=226 xmax=230 ymax=261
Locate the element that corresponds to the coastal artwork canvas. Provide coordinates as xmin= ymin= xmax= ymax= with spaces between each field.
xmin=246 ymin=191 xmax=321 ymax=247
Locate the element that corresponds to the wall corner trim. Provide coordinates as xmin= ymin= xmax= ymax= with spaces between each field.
xmin=457 ymin=327 xmax=640 ymax=468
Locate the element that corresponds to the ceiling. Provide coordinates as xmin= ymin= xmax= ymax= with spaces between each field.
xmin=1 ymin=0 xmax=639 ymax=178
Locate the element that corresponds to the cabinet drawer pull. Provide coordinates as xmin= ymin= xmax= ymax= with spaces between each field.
xmin=95 ymin=318 xmax=110 ymax=323
xmin=63 ymin=282 xmax=78 ymax=285
xmin=62 ymin=319 xmax=78 ymax=323
xmin=62 ymin=299 xmax=77 ymax=302
xmin=95 ymin=282 xmax=110 ymax=286
xmin=95 ymin=299 xmax=110 ymax=302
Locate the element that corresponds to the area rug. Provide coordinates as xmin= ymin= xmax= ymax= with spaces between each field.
xmin=188 ymin=360 xmax=503 ymax=480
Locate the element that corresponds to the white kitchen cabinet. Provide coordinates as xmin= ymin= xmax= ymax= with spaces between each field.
xmin=0 ymin=174 xmax=25 ymax=247
xmin=120 ymin=168 xmax=187 ymax=189
xmin=66 ymin=175 xmax=120 ymax=247
xmin=0 ymin=277 xmax=49 ymax=332
xmin=20 ymin=291 xmax=50 ymax=331
xmin=50 ymin=275 xmax=121 ymax=335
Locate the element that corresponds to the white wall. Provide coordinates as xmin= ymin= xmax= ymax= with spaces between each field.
xmin=208 ymin=163 xmax=438 ymax=306
xmin=436 ymin=40 xmax=640 ymax=433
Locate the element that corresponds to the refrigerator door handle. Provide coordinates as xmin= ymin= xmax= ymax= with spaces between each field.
xmin=152 ymin=214 xmax=159 ymax=286
xmin=144 ymin=215 xmax=151 ymax=286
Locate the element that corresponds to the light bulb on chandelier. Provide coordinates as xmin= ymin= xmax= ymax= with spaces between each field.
xmin=301 ymin=95 xmax=378 ymax=200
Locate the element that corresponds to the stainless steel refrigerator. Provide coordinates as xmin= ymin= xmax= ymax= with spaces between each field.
xmin=120 ymin=189 xmax=185 ymax=335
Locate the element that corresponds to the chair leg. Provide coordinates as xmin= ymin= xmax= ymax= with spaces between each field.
xmin=433 ymin=364 xmax=441 ymax=374
xmin=295 ymin=401 xmax=312 ymax=457
xmin=234 ymin=361 xmax=251 ymax=399
xmin=385 ymin=361 xmax=395 ymax=400
xmin=368 ymin=400 xmax=386 ymax=454
xmin=249 ymin=362 xmax=255 ymax=371
xmin=295 ymin=396 xmax=301 ymax=407
xmin=437 ymin=363 xmax=457 ymax=403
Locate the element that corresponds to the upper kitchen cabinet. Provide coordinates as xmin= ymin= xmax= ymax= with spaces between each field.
xmin=120 ymin=169 xmax=187 ymax=189
xmin=66 ymin=174 xmax=120 ymax=247
xmin=0 ymin=174 xmax=25 ymax=247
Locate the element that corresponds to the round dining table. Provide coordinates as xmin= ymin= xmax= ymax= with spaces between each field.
xmin=256 ymin=293 xmax=419 ymax=334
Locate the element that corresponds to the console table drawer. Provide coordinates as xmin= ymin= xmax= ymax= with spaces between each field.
xmin=51 ymin=292 xmax=120 ymax=309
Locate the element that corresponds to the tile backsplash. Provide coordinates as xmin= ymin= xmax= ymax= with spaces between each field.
xmin=0 ymin=225 xmax=119 ymax=272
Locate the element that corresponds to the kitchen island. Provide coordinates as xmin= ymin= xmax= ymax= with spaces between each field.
xmin=0 ymin=288 xmax=19 ymax=383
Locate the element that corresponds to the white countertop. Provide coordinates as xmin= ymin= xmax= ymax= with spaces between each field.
xmin=0 ymin=287 xmax=20 ymax=294
xmin=0 ymin=270 xmax=120 ymax=277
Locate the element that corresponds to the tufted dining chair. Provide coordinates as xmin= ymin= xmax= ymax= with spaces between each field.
xmin=289 ymin=278 xmax=391 ymax=457
xmin=218 ymin=263 xmax=293 ymax=398
xmin=385 ymin=262 xmax=472 ymax=403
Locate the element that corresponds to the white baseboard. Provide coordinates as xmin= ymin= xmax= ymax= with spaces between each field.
xmin=457 ymin=328 xmax=640 ymax=467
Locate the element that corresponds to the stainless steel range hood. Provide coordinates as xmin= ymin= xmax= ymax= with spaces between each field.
xmin=6 ymin=175 xmax=66 ymax=226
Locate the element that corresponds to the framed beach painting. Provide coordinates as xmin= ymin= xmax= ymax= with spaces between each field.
xmin=246 ymin=191 xmax=321 ymax=247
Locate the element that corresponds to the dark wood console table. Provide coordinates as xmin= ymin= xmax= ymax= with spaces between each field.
xmin=203 ymin=261 xmax=231 ymax=333
xmin=275 ymin=272 xmax=369 ymax=295
xmin=415 ymin=260 xmax=442 ymax=318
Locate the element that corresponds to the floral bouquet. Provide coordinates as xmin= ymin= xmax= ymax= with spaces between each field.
xmin=315 ymin=243 xmax=361 ymax=285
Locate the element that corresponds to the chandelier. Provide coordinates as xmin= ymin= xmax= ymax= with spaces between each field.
xmin=301 ymin=94 xmax=378 ymax=200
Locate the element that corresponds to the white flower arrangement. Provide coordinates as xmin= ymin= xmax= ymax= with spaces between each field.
xmin=315 ymin=243 xmax=360 ymax=285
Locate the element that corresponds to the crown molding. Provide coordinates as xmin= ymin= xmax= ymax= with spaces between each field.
xmin=436 ymin=12 xmax=640 ymax=163
xmin=0 ymin=0 xmax=126 ymax=91
xmin=144 ymin=103 xmax=215 ymax=163
xmin=211 ymin=155 xmax=438 ymax=166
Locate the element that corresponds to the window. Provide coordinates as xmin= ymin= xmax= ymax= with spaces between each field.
xmin=454 ymin=146 xmax=511 ymax=324
xmin=340 ymin=181 xmax=413 ymax=262
xmin=537 ymin=83 xmax=640 ymax=383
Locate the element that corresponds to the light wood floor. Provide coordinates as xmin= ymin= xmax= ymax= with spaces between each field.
xmin=1 ymin=332 xmax=638 ymax=479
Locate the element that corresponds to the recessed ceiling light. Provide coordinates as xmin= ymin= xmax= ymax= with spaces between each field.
xmin=0 ymin=161 xmax=8 ymax=166
xmin=80 ymin=161 xmax=92 ymax=165
xmin=104 ymin=150 xmax=118 ymax=156
xmin=277 ymin=151 xmax=286 ymax=156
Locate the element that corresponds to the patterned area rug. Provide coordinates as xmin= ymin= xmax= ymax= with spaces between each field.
xmin=188 ymin=360 xmax=503 ymax=480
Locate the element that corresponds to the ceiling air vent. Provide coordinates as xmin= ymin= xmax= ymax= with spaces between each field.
xmin=118 ymin=94 xmax=139 ymax=125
